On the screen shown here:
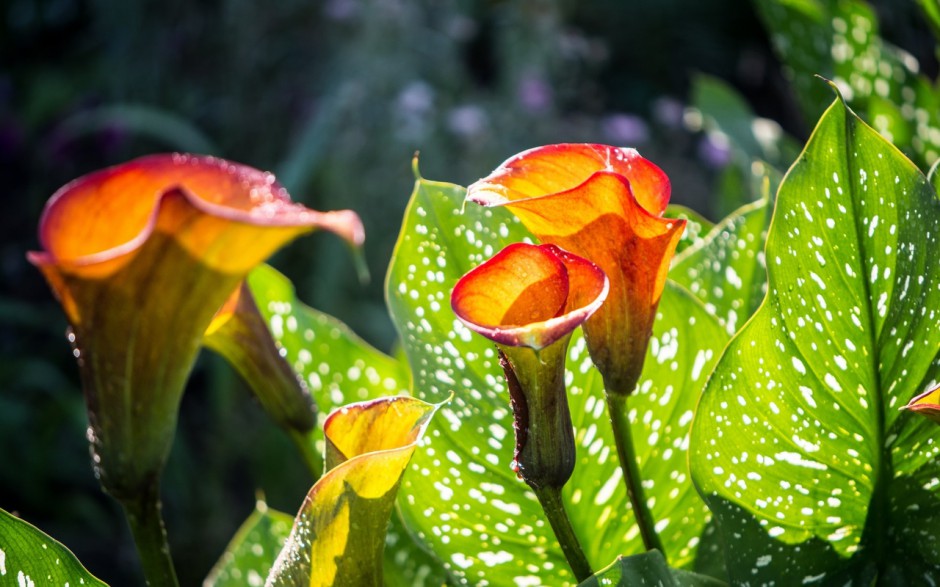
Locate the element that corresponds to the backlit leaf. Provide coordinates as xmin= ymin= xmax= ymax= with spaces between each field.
xmin=266 ymin=396 xmax=441 ymax=586
xmin=690 ymin=95 xmax=940 ymax=583
xmin=672 ymin=189 xmax=773 ymax=335
xmin=0 ymin=507 xmax=108 ymax=587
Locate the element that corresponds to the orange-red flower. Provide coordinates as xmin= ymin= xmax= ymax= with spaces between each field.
xmin=451 ymin=243 xmax=607 ymax=490
xmin=466 ymin=143 xmax=685 ymax=397
xmin=28 ymin=154 xmax=363 ymax=499
xmin=451 ymin=242 xmax=609 ymax=350
xmin=904 ymin=385 xmax=940 ymax=424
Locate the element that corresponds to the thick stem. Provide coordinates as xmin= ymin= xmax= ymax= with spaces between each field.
xmin=121 ymin=484 xmax=180 ymax=587
xmin=289 ymin=428 xmax=324 ymax=480
xmin=532 ymin=485 xmax=593 ymax=582
xmin=606 ymin=393 xmax=665 ymax=557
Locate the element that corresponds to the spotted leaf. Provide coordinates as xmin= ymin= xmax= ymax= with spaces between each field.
xmin=386 ymin=172 xmax=729 ymax=585
xmin=672 ymin=188 xmax=773 ymax=336
xmin=690 ymin=95 xmax=940 ymax=583
xmin=755 ymin=0 xmax=940 ymax=169
xmin=0 ymin=507 xmax=108 ymax=587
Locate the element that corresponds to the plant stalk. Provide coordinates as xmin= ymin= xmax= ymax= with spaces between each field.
xmin=532 ymin=485 xmax=593 ymax=582
xmin=121 ymin=484 xmax=180 ymax=587
xmin=606 ymin=393 xmax=665 ymax=557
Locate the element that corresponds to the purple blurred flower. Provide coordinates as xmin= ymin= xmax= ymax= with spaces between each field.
xmin=698 ymin=131 xmax=733 ymax=169
xmin=517 ymin=73 xmax=552 ymax=113
xmin=397 ymin=81 xmax=434 ymax=116
xmin=601 ymin=113 xmax=649 ymax=145
xmin=652 ymin=96 xmax=684 ymax=129
xmin=447 ymin=105 xmax=488 ymax=139
xmin=324 ymin=0 xmax=360 ymax=21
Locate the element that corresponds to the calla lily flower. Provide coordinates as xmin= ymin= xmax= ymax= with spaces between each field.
xmin=466 ymin=143 xmax=686 ymax=397
xmin=904 ymin=385 xmax=940 ymax=424
xmin=27 ymin=154 xmax=364 ymax=502
xmin=451 ymin=242 xmax=608 ymax=489
xmin=451 ymin=242 xmax=605 ymax=580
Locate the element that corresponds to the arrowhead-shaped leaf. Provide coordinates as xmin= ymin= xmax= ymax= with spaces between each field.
xmin=266 ymin=395 xmax=440 ymax=586
xmin=0 ymin=507 xmax=107 ymax=587
xmin=386 ymin=173 xmax=729 ymax=585
xmin=690 ymin=95 xmax=940 ymax=583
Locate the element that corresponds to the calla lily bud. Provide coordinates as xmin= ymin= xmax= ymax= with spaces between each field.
xmin=466 ymin=144 xmax=686 ymax=397
xmin=204 ymin=282 xmax=316 ymax=434
xmin=27 ymin=154 xmax=364 ymax=501
xmin=451 ymin=243 xmax=608 ymax=489
xmin=904 ymin=385 xmax=940 ymax=424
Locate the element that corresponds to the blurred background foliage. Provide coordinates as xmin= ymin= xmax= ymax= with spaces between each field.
xmin=0 ymin=0 xmax=935 ymax=584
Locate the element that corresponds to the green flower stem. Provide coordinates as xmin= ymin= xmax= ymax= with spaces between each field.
xmin=531 ymin=485 xmax=593 ymax=582
xmin=121 ymin=484 xmax=179 ymax=587
xmin=289 ymin=428 xmax=324 ymax=480
xmin=606 ymin=393 xmax=665 ymax=557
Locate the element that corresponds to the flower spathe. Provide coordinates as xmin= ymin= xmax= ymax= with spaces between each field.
xmin=28 ymin=153 xmax=364 ymax=500
xmin=451 ymin=242 xmax=609 ymax=351
xmin=451 ymin=242 xmax=608 ymax=490
xmin=904 ymin=385 xmax=940 ymax=424
xmin=466 ymin=143 xmax=686 ymax=397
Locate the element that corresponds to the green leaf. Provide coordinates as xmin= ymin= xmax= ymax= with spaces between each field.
xmin=576 ymin=551 xmax=675 ymax=586
xmin=755 ymin=0 xmax=940 ymax=169
xmin=665 ymin=205 xmax=715 ymax=255
xmin=672 ymin=187 xmax=773 ymax=335
xmin=204 ymin=498 xmax=294 ymax=587
xmin=576 ymin=551 xmax=727 ymax=587
xmin=386 ymin=175 xmax=730 ymax=585
xmin=690 ymin=95 xmax=940 ymax=582
xmin=692 ymin=74 xmax=798 ymax=167
xmin=0 ymin=507 xmax=108 ymax=586
xmin=267 ymin=396 xmax=441 ymax=586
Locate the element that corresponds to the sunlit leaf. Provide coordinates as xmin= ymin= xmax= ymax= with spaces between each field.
xmin=386 ymin=174 xmax=729 ymax=585
xmin=672 ymin=189 xmax=773 ymax=335
xmin=266 ymin=396 xmax=441 ymax=586
xmin=0 ymin=507 xmax=108 ymax=587
xmin=665 ymin=205 xmax=714 ymax=255
xmin=756 ymin=0 xmax=940 ymax=169
xmin=690 ymin=95 xmax=940 ymax=582
xmin=204 ymin=498 xmax=294 ymax=587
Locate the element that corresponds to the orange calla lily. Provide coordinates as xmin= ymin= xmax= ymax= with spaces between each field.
xmin=466 ymin=143 xmax=686 ymax=397
xmin=27 ymin=153 xmax=363 ymax=501
xmin=451 ymin=242 xmax=609 ymax=351
xmin=450 ymin=242 xmax=604 ymax=579
xmin=451 ymin=242 xmax=607 ymax=490
xmin=904 ymin=385 xmax=940 ymax=424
